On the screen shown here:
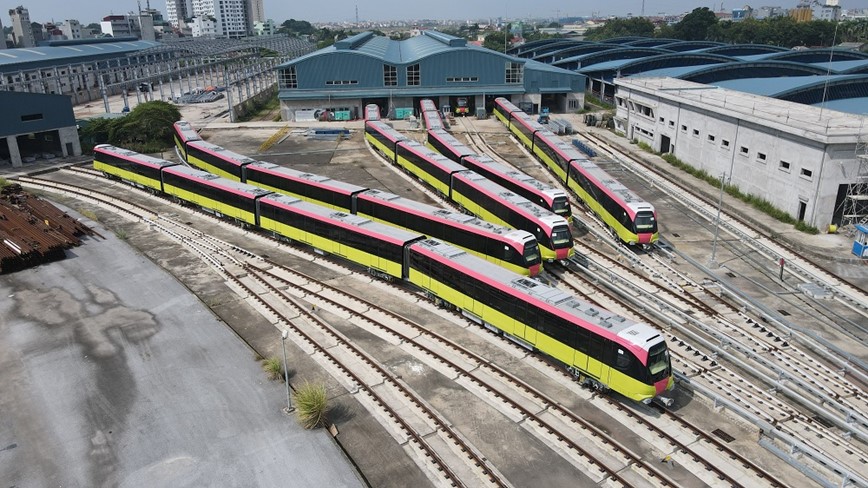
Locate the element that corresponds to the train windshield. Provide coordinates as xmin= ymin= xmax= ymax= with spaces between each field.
xmin=551 ymin=197 xmax=570 ymax=216
xmin=634 ymin=211 xmax=657 ymax=232
xmin=647 ymin=343 xmax=670 ymax=383
xmin=550 ymin=225 xmax=573 ymax=247
xmin=523 ymin=240 xmax=541 ymax=266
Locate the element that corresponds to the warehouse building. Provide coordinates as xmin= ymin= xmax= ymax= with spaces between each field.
xmin=614 ymin=77 xmax=868 ymax=229
xmin=0 ymin=91 xmax=81 ymax=167
xmin=276 ymin=31 xmax=585 ymax=121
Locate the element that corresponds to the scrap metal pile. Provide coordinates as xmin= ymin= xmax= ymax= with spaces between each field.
xmin=0 ymin=184 xmax=95 ymax=274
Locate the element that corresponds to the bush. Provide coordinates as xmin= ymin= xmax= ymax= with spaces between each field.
xmin=294 ymin=381 xmax=328 ymax=429
xmin=262 ymin=357 xmax=283 ymax=381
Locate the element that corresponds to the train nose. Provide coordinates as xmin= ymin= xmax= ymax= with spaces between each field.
xmin=638 ymin=233 xmax=652 ymax=244
xmin=654 ymin=377 xmax=671 ymax=395
xmin=556 ymin=247 xmax=571 ymax=260
xmin=528 ymin=264 xmax=541 ymax=276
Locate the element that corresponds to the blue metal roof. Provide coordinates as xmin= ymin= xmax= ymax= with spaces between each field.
xmin=0 ymin=40 xmax=161 ymax=69
xmin=807 ymin=59 xmax=868 ymax=74
xmin=714 ymin=75 xmax=833 ymax=96
xmin=811 ymin=97 xmax=868 ymax=114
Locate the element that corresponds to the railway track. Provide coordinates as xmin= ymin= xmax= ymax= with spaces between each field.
xmin=19 ymin=168 xmax=803 ymax=487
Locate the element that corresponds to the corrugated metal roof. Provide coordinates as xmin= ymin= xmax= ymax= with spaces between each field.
xmin=714 ymin=75 xmax=833 ymax=96
xmin=0 ymin=40 xmax=160 ymax=68
xmin=811 ymin=97 xmax=868 ymax=114
xmin=278 ymin=85 xmax=525 ymax=100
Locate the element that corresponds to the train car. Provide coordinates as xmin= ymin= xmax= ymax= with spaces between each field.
xmin=356 ymin=189 xmax=541 ymax=276
xmin=427 ymin=129 xmax=571 ymax=220
xmin=185 ymin=140 xmax=258 ymax=182
xmin=93 ymin=144 xmax=179 ymax=192
xmin=406 ymin=239 xmax=673 ymax=403
xmin=365 ymin=104 xmax=381 ymax=121
xmin=567 ymin=158 xmax=658 ymax=245
xmin=243 ymin=162 xmax=367 ymax=211
xmin=173 ymin=121 xmax=202 ymax=162
xmin=365 ymin=120 xmax=408 ymax=162
xmin=419 ymin=99 xmax=438 ymax=114
xmin=451 ymin=171 xmax=573 ymax=261
xmin=161 ymin=165 xmax=272 ymax=226
xmin=494 ymin=98 xmax=658 ymax=246
xmin=394 ymin=139 xmax=467 ymax=198
xmin=421 ymin=110 xmax=445 ymax=131
xmin=243 ymin=162 xmax=542 ymax=276
xmin=259 ymin=193 xmax=426 ymax=280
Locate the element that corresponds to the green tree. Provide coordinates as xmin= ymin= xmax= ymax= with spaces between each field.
xmin=584 ymin=17 xmax=655 ymax=41
xmin=110 ymin=101 xmax=181 ymax=153
xmin=483 ymin=30 xmax=510 ymax=52
xmin=278 ymin=19 xmax=315 ymax=37
xmin=672 ymin=7 xmax=718 ymax=41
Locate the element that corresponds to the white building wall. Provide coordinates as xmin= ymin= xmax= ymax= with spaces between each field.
xmin=61 ymin=20 xmax=82 ymax=39
xmin=614 ymin=78 xmax=864 ymax=229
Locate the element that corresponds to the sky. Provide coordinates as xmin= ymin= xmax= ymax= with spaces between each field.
xmin=14 ymin=0 xmax=868 ymax=27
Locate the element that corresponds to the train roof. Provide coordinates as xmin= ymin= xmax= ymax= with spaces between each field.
xmin=457 ymin=172 xmax=570 ymax=229
xmin=494 ymin=97 xmax=521 ymax=114
xmin=164 ymin=165 xmax=273 ymax=198
xmin=173 ymin=120 xmax=202 ymax=143
xmin=187 ymin=140 xmax=258 ymax=166
xmin=535 ymin=130 xmax=587 ymax=162
xmin=400 ymin=140 xmax=468 ymax=173
xmin=509 ymin=111 xmax=548 ymax=133
xmin=94 ymin=144 xmax=179 ymax=169
xmin=261 ymin=193 xmax=426 ymax=244
xmin=359 ymin=189 xmax=535 ymax=243
xmin=428 ymin=129 xmax=475 ymax=159
xmin=571 ymin=159 xmax=655 ymax=214
xmin=412 ymin=239 xmax=663 ymax=350
xmin=420 ymin=99 xmax=438 ymax=112
xmin=365 ymin=104 xmax=381 ymax=121
xmin=366 ymin=120 xmax=408 ymax=142
xmin=464 ymin=154 xmax=568 ymax=199
xmin=422 ymin=110 xmax=445 ymax=131
xmin=246 ymin=162 xmax=368 ymax=195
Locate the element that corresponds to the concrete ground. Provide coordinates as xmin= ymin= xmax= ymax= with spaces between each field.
xmin=0 ymin=208 xmax=366 ymax=488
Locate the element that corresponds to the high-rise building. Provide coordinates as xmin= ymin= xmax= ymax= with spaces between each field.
xmin=165 ymin=0 xmax=192 ymax=28
xmin=248 ymin=0 xmax=264 ymax=25
xmin=100 ymin=15 xmax=141 ymax=38
xmin=182 ymin=0 xmax=253 ymax=38
xmin=9 ymin=6 xmax=36 ymax=48
xmin=0 ymin=16 xmax=6 ymax=49
xmin=61 ymin=19 xmax=82 ymax=40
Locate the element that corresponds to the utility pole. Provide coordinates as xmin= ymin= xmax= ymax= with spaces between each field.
xmin=709 ymin=172 xmax=726 ymax=268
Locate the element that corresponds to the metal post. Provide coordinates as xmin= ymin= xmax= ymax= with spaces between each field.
xmin=709 ymin=172 xmax=726 ymax=268
xmin=281 ymin=330 xmax=294 ymax=413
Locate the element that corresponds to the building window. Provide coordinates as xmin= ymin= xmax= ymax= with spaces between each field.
xmin=800 ymin=167 xmax=813 ymax=180
xmin=707 ymin=134 xmax=715 ymax=142
xmin=680 ymin=124 xmax=687 ymax=132
xmin=692 ymin=128 xmax=700 ymax=137
xmin=407 ymin=63 xmax=420 ymax=86
xmin=721 ymin=139 xmax=730 ymax=149
xmin=757 ymin=152 xmax=767 ymax=162
xmin=383 ymin=64 xmax=397 ymax=86
xmin=446 ymin=76 xmax=478 ymax=83
xmin=739 ymin=146 xmax=749 ymax=156
xmin=668 ymin=120 xmax=675 ymax=127
xmin=505 ymin=61 xmax=523 ymax=84
xmin=279 ymin=66 xmax=297 ymax=89
xmin=658 ymin=116 xmax=664 ymax=122
xmin=779 ymin=160 xmax=791 ymax=172
xmin=325 ymin=80 xmax=358 ymax=85
xmin=568 ymin=99 xmax=579 ymax=109
xmin=20 ymin=113 xmax=43 ymax=122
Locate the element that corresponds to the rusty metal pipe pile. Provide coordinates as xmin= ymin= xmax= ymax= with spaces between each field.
xmin=0 ymin=184 xmax=94 ymax=274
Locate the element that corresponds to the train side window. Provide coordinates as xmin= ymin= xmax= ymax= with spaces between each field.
xmin=615 ymin=348 xmax=630 ymax=370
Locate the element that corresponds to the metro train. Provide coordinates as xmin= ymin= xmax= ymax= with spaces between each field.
xmin=172 ymin=120 xmax=202 ymax=162
xmin=365 ymin=104 xmax=381 ymax=121
xmin=92 ymin=143 xmax=674 ymax=404
xmin=493 ymin=98 xmax=658 ymax=247
xmin=419 ymin=99 xmax=446 ymax=131
xmin=172 ymin=122 xmax=541 ymax=275
xmin=365 ymin=119 xmax=574 ymax=262
xmin=426 ymin=128 xmax=572 ymax=220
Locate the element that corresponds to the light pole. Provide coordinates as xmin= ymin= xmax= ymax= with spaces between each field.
xmin=281 ymin=330 xmax=294 ymax=413
xmin=709 ymin=172 xmax=726 ymax=268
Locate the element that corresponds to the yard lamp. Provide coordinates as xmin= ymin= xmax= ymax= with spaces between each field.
xmin=281 ymin=330 xmax=294 ymax=413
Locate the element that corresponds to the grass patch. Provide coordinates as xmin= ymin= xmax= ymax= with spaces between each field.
xmin=114 ymin=229 xmax=128 ymax=240
xmin=659 ymin=153 xmax=820 ymax=234
xmin=294 ymin=381 xmax=329 ymax=429
xmin=262 ymin=357 xmax=284 ymax=381
xmin=0 ymin=177 xmax=10 ymax=188
xmin=237 ymin=94 xmax=279 ymax=123
xmin=79 ymin=209 xmax=99 ymax=222
xmin=584 ymin=93 xmax=614 ymax=110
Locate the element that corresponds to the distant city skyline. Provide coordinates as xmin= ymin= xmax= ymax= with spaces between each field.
xmin=13 ymin=0 xmax=868 ymax=27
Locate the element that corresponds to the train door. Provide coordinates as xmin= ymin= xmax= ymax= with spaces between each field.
xmin=587 ymin=335 xmax=604 ymax=380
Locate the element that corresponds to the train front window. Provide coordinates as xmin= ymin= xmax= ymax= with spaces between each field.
xmin=552 ymin=197 xmax=570 ymax=215
xmin=523 ymin=242 xmax=541 ymax=265
xmin=634 ymin=211 xmax=656 ymax=232
xmin=550 ymin=225 xmax=572 ymax=247
xmin=647 ymin=343 xmax=670 ymax=382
